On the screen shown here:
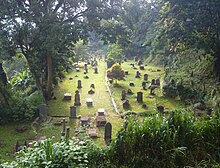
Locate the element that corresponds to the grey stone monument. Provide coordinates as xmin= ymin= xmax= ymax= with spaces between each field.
xmin=121 ymin=90 xmax=126 ymax=100
xmin=37 ymin=104 xmax=49 ymax=122
xmin=70 ymin=106 xmax=77 ymax=118
xmin=104 ymin=122 xmax=112 ymax=144
xmin=135 ymin=71 xmax=140 ymax=78
xmin=137 ymin=92 xmax=143 ymax=102
xmin=77 ymin=80 xmax=82 ymax=89
xmin=90 ymin=84 xmax=95 ymax=89
xmin=74 ymin=90 xmax=81 ymax=106
xmin=144 ymin=74 xmax=148 ymax=81
xmin=142 ymin=82 xmax=147 ymax=90
xmin=94 ymin=67 xmax=98 ymax=74
xmin=156 ymin=78 xmax=160 ymax=85
xmin=123 ymin=100 xmax=130 ymax=109
xmin=65 ymin=127 xmax=70 ymax=141
xmin=61 ymin=118 xmax=66 ymax=136
xmin=151 ymin=79 xmax=156 ymax=85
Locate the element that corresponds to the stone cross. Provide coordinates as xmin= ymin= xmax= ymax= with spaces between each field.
xmin=74 ymin=90 xmax=81 ymax=106
xmin=69 ymin=106 xmax=77 ymax=118
xmin=77 ymin=80 xmax=82 ymax=89
xmin=137 ymin=92 xmax=143 ymax=102
xmin=121 ymin=90 xmax=126 ymax=100
xmin=144 ymin=74 xmax=148 ymax=81
xmin=104 ymin=122 xmax=112 ymax=144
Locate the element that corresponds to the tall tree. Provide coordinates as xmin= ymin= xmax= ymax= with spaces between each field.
xmin=1 ymin=0 xmax=121 ymax=100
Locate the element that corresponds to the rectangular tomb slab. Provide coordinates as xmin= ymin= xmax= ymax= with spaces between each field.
xmin=64 ymin=93 xmax=72 ymax=100
xmin=87 ymin=128 xmax=98 ymax=138
xmin=97 ymin=108 xmax=105 ymax=116
xmin=86 ymin=98 xmax=93 ymax=107
xmin=80 ymin=116 xmax=90 ymax=126
xmin=96 ymin=115 xmax=107 ymax=127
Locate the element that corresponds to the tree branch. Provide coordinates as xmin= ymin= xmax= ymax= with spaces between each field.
xmin=54 ymin=0 xmax=64 ymax=13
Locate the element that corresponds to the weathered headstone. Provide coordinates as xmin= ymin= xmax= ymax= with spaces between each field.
xmin=123 ymin=100 xmax=130 ymax=109
xmin=130 ymin=63 xmax=135 ymax=68
xmin=86 ymin=98 xmax=93 ymax=107
xmin=70 ymin=106 xmax=77 ymax=118
xmin=94 ymin=67 xmax=98 ymax=74
xmin=157 ymin=105 xmax=164 ymax=112
xmin=90 ymin=84 xmax=95 ymax=89
xmin=124 ymin=70 xmax=129 ymax=75
xmin=88 ymin=89 xmax=95 ymax=94
xmin=134 ymin=56 xmax=138 ymax=62
xmin=139 ymin=65 xmax=144 ymax=70
xmin=37 ymin=104 xmax=49 ymax=122
xmin=142 ymin=82 xmax=147 ymax=90
xmin=121 ymin=90 xmax=127 ymax=100
xmin=76 ymin=67 xmax=80 ymax=72
xmin=74 ymin=90 xmax=81 ymax=106
xmin=64 ymin=93 xmax=71 ymax=100
xmin=81 ymin=116 xmax=90 ymax=126
xmin=137 ymin=92 xmax=143 ymax=102
xmin=135 ymin=71 xmax=140 ymax=78
xmin=142 ymin=104 xmax=148 ymax=109
xmin=127 ymin=88 xmax=133 ymax=94
xmin=144 ymin=74 xmax=148 ymax=81
xmin=77 ymin=80 xmax=82 ymax=89
xmin=65 ymin=127 xmax=70 ymax=141
xmin=156 ymin=79 xmax=160 ymax=85
xmin=61 ymin=118 xmax=66 ymax=136
xmin=129 ymin=81 xmax=135 ymax=86
xmin=104 ymin=122 xmax=112 ymax=144
xmin=151 ymin=79 xmax=156 ymax=85
xmin=137 ymin=59 xmax=142 ymax=65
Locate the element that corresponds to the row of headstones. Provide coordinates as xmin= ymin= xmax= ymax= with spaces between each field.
xmin=60 ymin=117 xmax=112 ymax=144
xmin=83 ymin=63 xmax=98 ymax=74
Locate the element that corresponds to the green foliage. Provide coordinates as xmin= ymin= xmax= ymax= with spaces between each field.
xmin=107 ymin=43 xmax=124 ymax=63
xmin=107 ymin=63 xmax=125 ymax=83
xmin=1 ymin=138 xmax=89 ymax=168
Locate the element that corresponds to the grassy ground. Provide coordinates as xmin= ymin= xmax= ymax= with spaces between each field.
xmin=0 ymin=59 xmax=183 ymax=161
xmin=109 ymin=60 xmax=183 ymax=114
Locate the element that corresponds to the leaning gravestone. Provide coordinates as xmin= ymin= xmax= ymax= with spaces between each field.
xmin=74 ymin=90 xmax=81 ymax=106
xmin=37 ymin=104 xmax=49 ymax=122
xmin=104 ymin=122 xmax=112 ymax=144
xmin=77 ymin=80 xmax=82 ymax=89
xmin=151 ymin=79 xmax=156 ymax=85
xmin=70 ymin=106 xmax=77 ymax=118
xmin=121 ymin=90 xmax=127 ymax=100
xmin=144 ymin=74 xmax=148 ymax=81
xmin=137 ymin=92 xmax=143 ymax=102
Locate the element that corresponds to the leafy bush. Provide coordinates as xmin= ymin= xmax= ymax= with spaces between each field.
xmin=1 ymin=138 xmax=89 ymax=168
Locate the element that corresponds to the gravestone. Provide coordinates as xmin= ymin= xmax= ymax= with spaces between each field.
xmin=109 ymin=79 xmax=113 ymax=84
xmin=142 ymin=104 xmax=148 ymax=109
xmin=121 ymin=90 xmax=127 ymax=100
xmin=156 ymin=79 xmax=160 ymax=85
xmin=81 ymin=116 xmax=90 ymax=126
xmin=65 ymin=127 xmax=70 ymax=141
xmin=139 ymin=65 xmax=144 ymax=70
xmin=135 ymin=71 xmax=140 ymax=78
xmin=77 ymin=80 xmax=82 ymax=89
xmin=124 ymin=70 xmax=129 ymax=75
xmin=130 ymin=63 xmax=135 ymax=68
xmin=127 ymin=88 xmax=133 ymax=94
xmin=151 ymin=79 xmax=156 ymax=85
xmin=70 ymin=106 xmax=77 ymax=118
xmin=37 ymin=104 xmax=49 ymax=122
xmin=64 ymin=93 xmax=71 ymax=100
xmin=104 ymin=122 xmax=112 ymax=144
xmin=88 ymin=89 xmax=95 ymax=94
xmin=76 ymin=67 xmax=80 ymax=72
xmin=90 ymin=84 xmax=95 ymax=89
xmin=129 ymin=81 xmax=135 ymax=86
xmin=137 ymin=59 xmax=142 ymax=65
xmin=61 ymin=118 xmax=66 ymax=136
xmin=84 ymin=63 xmax=88 ymax=70
xmin=74 ymin=90 xmax=81 ymax=106
xmin=94 ymin=67 xmax=98 ymax=74
xmin=87 ymin=128 xmax=98 ymax=138
xmin=144 ymin=74 xmax=148 ymax=81
xmin=134 ymin=56 xmax=138 ymax=62
xmin=142 ymin=82 xmax=147 ymax=90
xmin=137 ymin=92 xmax=143 ymax=102
xmin=123 ymin=100 xmax=130 ymax=109
xmin=157 ymin=105 xmax=164 ymax=112
xmin=86 ymin=98 xmax=93 ymax=107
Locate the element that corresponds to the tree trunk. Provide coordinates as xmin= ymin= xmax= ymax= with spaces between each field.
xmin=46 ymin=51 xmax=53 ymax=100
xmin=0 ymin=63 xmax=8 ymax=86
xmin=214 ymin=44 xmax=220 ymax=77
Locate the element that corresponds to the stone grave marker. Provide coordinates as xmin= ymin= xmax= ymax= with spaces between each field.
xmin=135 ymin=71 xmax=140 ymax=78
xmin=64 ymin=93 xmax=71 ymax=100
xmin=129 ymin=81 xmax=135 ymax=86
xmin=156 ymin=78 xmax=160 ymax=85
xmin=104 ymin=122 xmax=112 ymax=144
xmin=127 ymin=88 xmax=133 ymax=94
xmin=81 ymin=116 xmax=90 ymax=126
xmin=90 ymin=84 xmax=95 ymax=89
xmin=74 ymin=90 xmax=81 ymax=106
xmin=151 ymin=79 xmax=156 ymax=85
xmin=65 ymin=127 xmax=70 ymax=141
xmin=61 ymin=118 xmax=66 ymax=136
xmin=37 ymin=104 xmax=49 ymax=122
xmin=124 ymin=70 xmax=129 ymax=75
xmin=121 ymin=90 xmax=126 ymax=100
xmin=137 ymin=92 xmax=143 ymax=102
xmin=70 ymin=106 xmax=77 ymax=118
xmin=137 ymin=59 xmax=142 ymax=65
xmin=77 ymin=80 xmax=82 ymax=89
xmin=142 ymin=82 xmax=147 ymax=90
xmin=88 ymin=89 xmax=95 ymax=94
xmin=87 ymin=128 xmax=98 ymax=138
xmin=139 ymin=65 xmax=144 ymax=70
xmin=157 ymin=105 xmax=164 ymax=112
xmin=76 ymin=67 xmax=80 ymax=72
xmin=123 ymin=100 xmax=130 ymax=109
xmin=144 ymin=74 xmax=148 ymax=81
xmin=94 ymin=67 xmax=98 ymax=74
xmin=86 ymin=98 xmax=93 ymax=107
xmin=96 ymin=108 xmax=107 ymax=127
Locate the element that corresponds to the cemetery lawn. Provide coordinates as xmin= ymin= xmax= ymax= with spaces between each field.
xmin=0 ymin=59 xmax=183 ymax=161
